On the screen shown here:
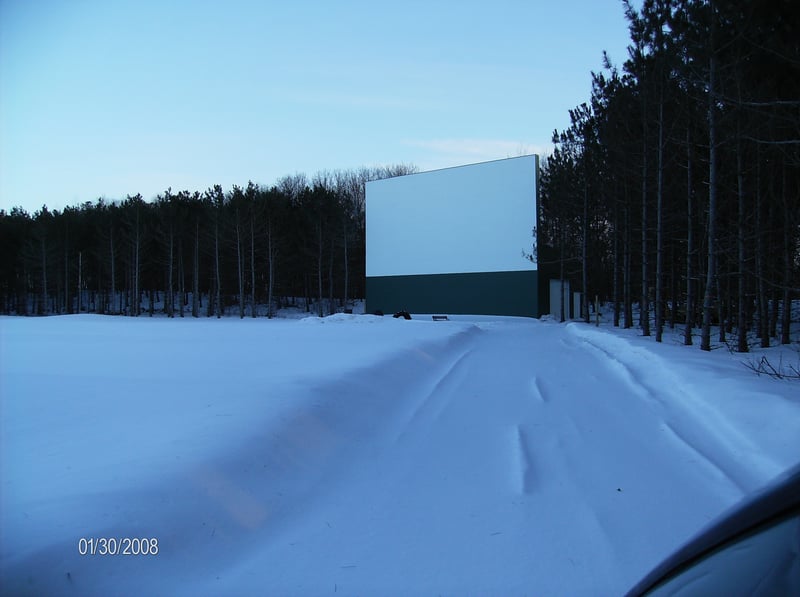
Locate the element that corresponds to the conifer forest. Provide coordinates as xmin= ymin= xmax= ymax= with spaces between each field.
xmin=0 ymin=166 xmax=415 ymax=319
xmin=537 ymin=0 xmax=799 ymax=351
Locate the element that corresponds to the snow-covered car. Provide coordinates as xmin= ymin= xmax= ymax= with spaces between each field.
xmin=626 ymin=463 xmax=800 ymax=596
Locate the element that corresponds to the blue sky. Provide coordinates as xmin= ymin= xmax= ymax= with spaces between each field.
xmin=1 ymin=0 xmax=634 ymax=214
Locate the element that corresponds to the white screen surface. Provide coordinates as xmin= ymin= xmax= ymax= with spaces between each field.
xmin=366 ymin=155 xmax=537 ymax=277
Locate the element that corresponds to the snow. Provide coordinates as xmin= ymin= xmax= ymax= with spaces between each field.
xmin=1 ymin=312 xmax=799 ymax=595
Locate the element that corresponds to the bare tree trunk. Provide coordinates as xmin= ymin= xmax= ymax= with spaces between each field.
xmin=559 ymin=225 xmax=566 ymax=323
xmin=236 ymin=210 xmax=244 ymax=319
xmin=684 ymin=129 xmax=694 ymax=346
xmin=669 ymin=245 xmax=676 ymax=329
xmin=769 ymin=289 xmax=778 ymax=339
xmin=641 ymin=111 xmax=650 ymax=336
xmin=736 ymin=136 xmax=748 ymax=352
xmin=624 ymin=201 xmax=633 ymax=329
xmin=178 ymin=240 xmax=185 ymax=318
xmin=342 ymin=217 xmax=349 ymax=310
xmin=582 ymin=175 xmax=589 ymax=323
xmin=78 ymin=251 xmax=82 ymax=312
xmin=64 ymin=230 xmax=70 ymax=314
xmin=701 ymin=45 xmax=717 ymax=352
xmin=192 ymin=218 xmax=199 ymax=318
xmin=110 ymin=227 xmax=117 ymax=315
xmin=328 ymin=235 xmax=335 ymax=315
xmin=613 ymin=197 xmax=620 ymax=327
xmin=214 ymin=218 xmax=221 ymax=319
xmin=129 ymin=253 xmax=133 ymax=315
xmin=134 ymin=210 xmax=140 ymax=317
xmin=317 ymin=224 xmax=324 ymax=317
xmin=250 ymin=217 xmax=256 ymax=318
xmin=123 ymin=261 xmax=129 ymax=315
xmin=266 ymin=213 xmax=275 ymax=318
xmin=304 ymin=274 xmax=311 ymax=313
xmin=40 ymin=237 xmax=47 ymax=315
xmin=755 ymin=165 xmax=768 ymax=347
xmin=781 ymin=170 xmax=792 ymax=344
xmin=168 ymin=227 xmax=174 ymax=317
xmin=717 ymin=259 xmax=726 ymax=344
xmin=655 ymin=98 xmax=664 ymax=342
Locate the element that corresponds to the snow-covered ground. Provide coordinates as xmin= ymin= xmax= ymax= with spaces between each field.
xmin=1 ymin=312 xmax=798 ymax=595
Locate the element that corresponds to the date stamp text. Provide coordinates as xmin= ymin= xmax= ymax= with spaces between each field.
xmin=78 ymin=537 xmax=159 ymax=556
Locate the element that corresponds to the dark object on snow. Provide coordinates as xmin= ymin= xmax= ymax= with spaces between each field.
xmin=344 ymin=308 xmax=353 ymax=314
xmin=393 ymin=310 xmax=411 ymax=320
xmin=625 ymin=462 xmax=800 ymax=596
xmin=432 ymin=315 xmax=449 ymax=321
xmin=373 ymin=310 xmax=384 ymax=316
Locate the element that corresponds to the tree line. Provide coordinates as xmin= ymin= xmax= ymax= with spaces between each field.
xmin=538 ymin=0 xmax=799 ymax=351
xmin=0 ymin=165 xmax=415 ymax=318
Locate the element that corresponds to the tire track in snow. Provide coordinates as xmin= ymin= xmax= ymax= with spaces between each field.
xmin=565 ymin=324 xmax=776 ymax=492
xmin=529 ymin=376 xmax=547 ymax=403
xmin=659 ymin=422 xmax=748 ymax=494
xmin=395 ymin=346 xmax=475 ymax=443
xmin=514 ymin=425 xmax=535 ymax=494
xmin=565 ymin=331 xmax=652 ymax=403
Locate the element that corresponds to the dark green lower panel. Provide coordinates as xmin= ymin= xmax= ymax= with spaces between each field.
xmin=366 ymin=270 xmax=539 ymax=317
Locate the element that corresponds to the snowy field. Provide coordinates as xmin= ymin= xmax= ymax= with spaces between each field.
xmin=1 ymin=312 xmax=799 ymax=595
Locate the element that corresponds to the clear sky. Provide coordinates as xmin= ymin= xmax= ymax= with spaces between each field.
xmin=0 ymin=0 xmax=634 ymax=214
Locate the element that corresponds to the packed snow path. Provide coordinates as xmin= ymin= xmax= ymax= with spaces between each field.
xmin=2 ymin=315 xmax=798 ymax=596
